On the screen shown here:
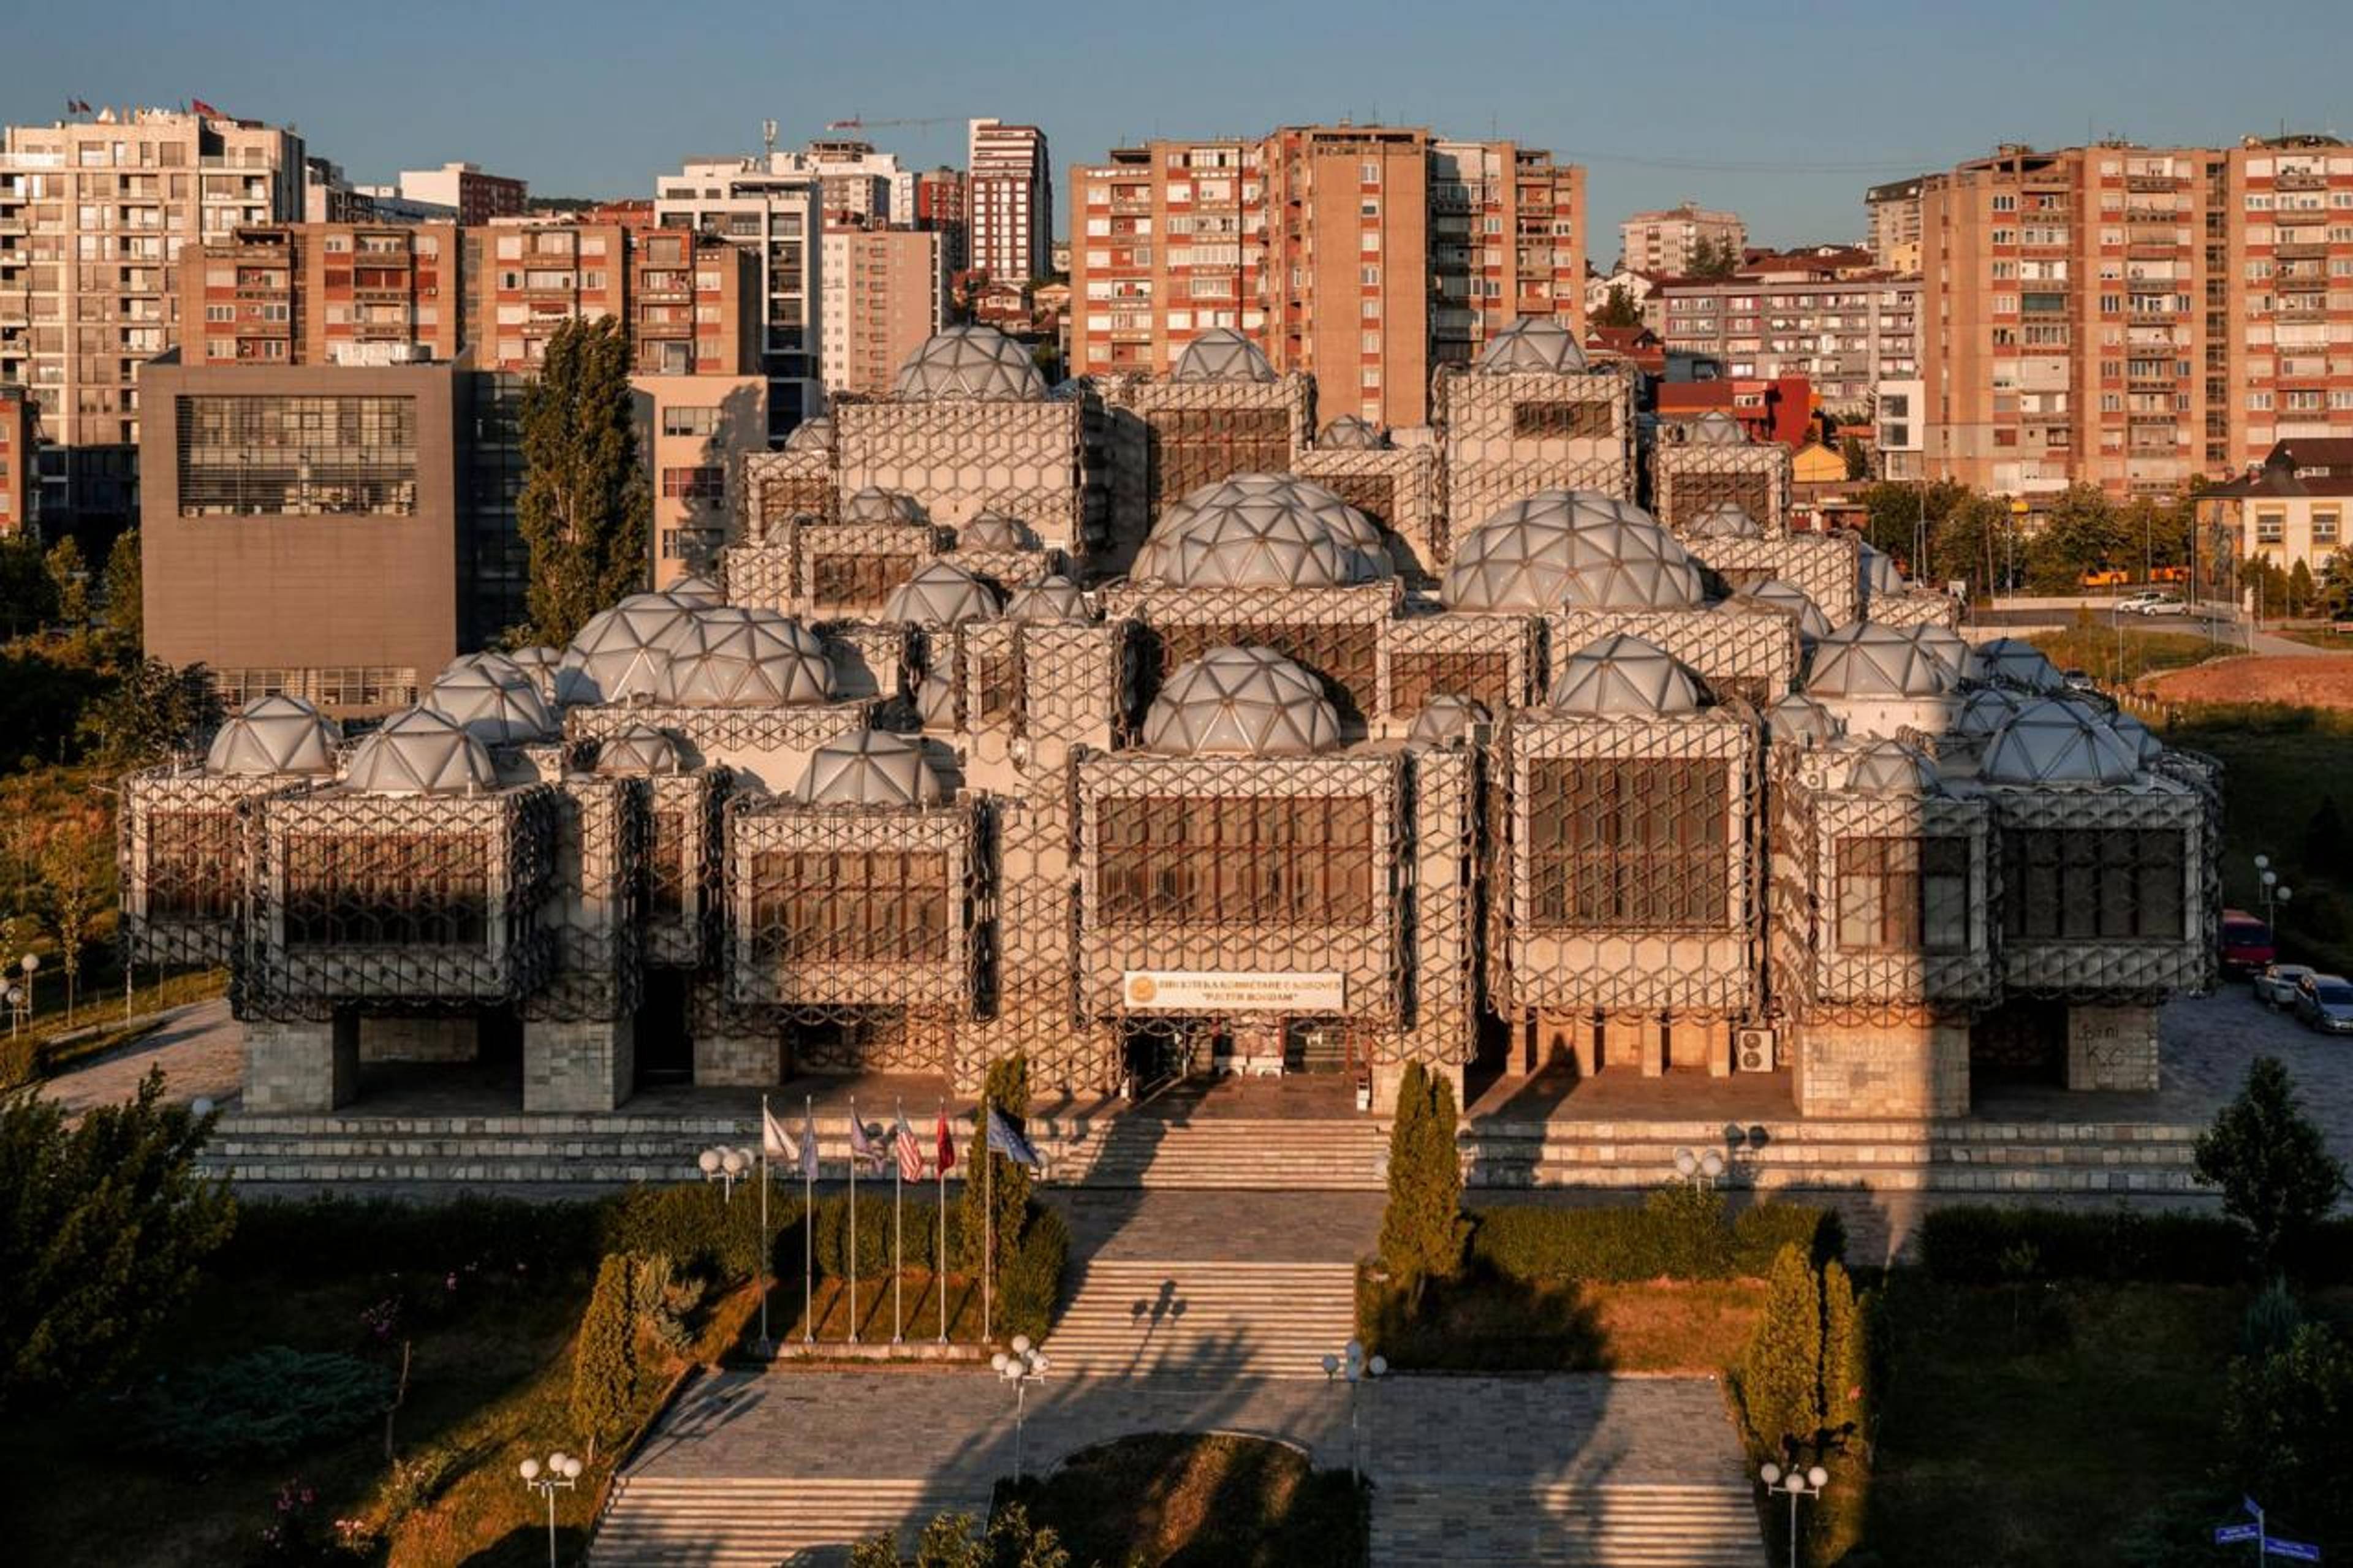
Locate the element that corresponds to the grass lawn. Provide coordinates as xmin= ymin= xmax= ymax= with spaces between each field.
xmin=778 ymin=1270 xmax=990 ymax=1347
xmin=1358 ymin=1265 xmax=1764 ymax=1373
xmin=2273 ymin=625 xmax=2353 ymax=650
xmin=1001 ymin=1433 xmax=1368 ymax=1568
xmin=2027 ymin=626 xmax=2229 ymax=684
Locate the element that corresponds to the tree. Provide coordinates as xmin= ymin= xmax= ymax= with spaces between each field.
xmin=2223 ymin=1323 xmax=2353 ymax=1542
xmin=2305 ymin=797 xmax=2351 ymax=871
xmin=100 ymin=529 xmax=141 ymax=650
xmin=2193 ymin=1057 xmax=2347 ymax=1274
xmin=0 ymin=538 xmax=59 ymax=637
xmin=2317 ymin=547 xmax=2353 ymax=620
xmin=1687 ymin=235 xmax=1740 ymax=280
xmin=850 ymin=1502 xmax=1069 ymax=1568
xmin=26 ymin=802 xmax=109 ymax=1021
xmin=1377 ymin=1062 xmax=1468 ymax=1303
xmin=0 ymin=1068 xmax=236 ymax=1410
xmin=1737 ymin=1243 xmax=1825 ymax=1461
xmin=1593 ymin=284 xmax=1644 ymax=330
xmin=1821 ymin=1261 xmax=1867 ymax=1439
xmin=570 ymin=1253 xmax=638 ymax=1461
xmin=517 ymin=316 xmax=651 ymax=645
xmin=2024 ymin=483 xmax=2126 ymax=593
xmin=957 ymin=1052 xmax=1032 ymax=1292
xmin=78 ymin=657 xmax=222 ymax=771
xmin=2288 ymin=559 xmax=2317 ymax=619
xmin=44 ymin=536 xmax=88 ymax=627
xmin=1840 ymin=434 xmax=1869 ymax=480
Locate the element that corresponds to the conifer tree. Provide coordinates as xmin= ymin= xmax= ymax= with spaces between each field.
xmin=517 ymin=316 xmax=651 ymax=645
xmin=1738 ymin=1243 xmax=1826 ymax=1460
xmin=1378 ymin=1063 xmax=1468 ymax=1302
xmin=570 ymin=1254 xmax=638 ymax=1461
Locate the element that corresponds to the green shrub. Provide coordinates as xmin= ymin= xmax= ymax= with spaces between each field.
xmin=1466 ymin=1195 xmax=1838 ymax=1284
xmin=1378 ymin=1062 xmax=1469 ymax=1298
xmin=132 ymin=1346 xmax=393 ymax=1461
xmin=813 ymin=1192 xmax=964 ymax=1281
xmin=228 ymin=1193 xmax=601 ymax=1282
xmin=2242 ymin=1277 xmax=2305 ymax=1360
xmin=2223 ymin=1323 xmax=2353 ymax=1544
xmin=999 ymin=1203 xmax=1070 ymax=1344
xmin=2195 ymin=1056 xmax=2349 ymax=1275
xmin=1737 ymin=1243 xmax=1825 ymax=1462
xmin=602 ymin=1180 xmax=803 ymax=1286
xmin=1733 ymin=1202 xmax=1847 ymax=1275
xmin=570 ymin=1254 xmax=637 ymax=1458
xmin=957 ymin=1053 xmax=1033 ymax=1287
xmin=1911 ymin=1205 xmax=2330 ymax=1285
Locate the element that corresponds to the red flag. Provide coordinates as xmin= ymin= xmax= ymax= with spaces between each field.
xmin=935 ymin=1110 xmax=957 ymax=1175
xmin=191 ymin=98 xmax=221 ymax=118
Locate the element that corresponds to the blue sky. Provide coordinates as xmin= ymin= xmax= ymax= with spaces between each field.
xmin=10 ymin=0 xmax=2347 ymax=251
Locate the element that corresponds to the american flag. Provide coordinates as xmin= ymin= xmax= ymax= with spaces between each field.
xmin=894 ymin=1115 xmax=926 ymax=1183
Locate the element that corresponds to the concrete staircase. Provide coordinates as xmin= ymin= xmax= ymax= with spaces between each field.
xmin=586 ymin=1475 xmax=992 ymax=1567
xmin=1047 ymin=1115 xmax=1389 ymax=1190
xmin=1045 ymin=1257 xmax=1359 ymax=1379
xmin=1374 ymin=1480 xmax=1765 ymax=1567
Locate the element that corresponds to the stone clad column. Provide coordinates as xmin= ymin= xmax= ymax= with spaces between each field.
xmin=525 ymin=1017 xmax=637 ymax=1113
xmin=244 ymin=1013 xmax=360 ymax=1112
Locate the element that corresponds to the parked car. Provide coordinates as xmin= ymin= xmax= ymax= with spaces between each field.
xmin=2219 ymin=911 xmax=2276 ymax=975
xmin=2115 ymin=591 xmax=2165 ymax=613
xmin=2133 ymin=594 xmax=2188 ymax=616
xmin=2256 ymin=962 xmax=2317 ymax=1009
xmin=2292 ymin=972 xmax=2353 ymax=1034
xmin=2061 ymin=668 xmax=2099 ymax=693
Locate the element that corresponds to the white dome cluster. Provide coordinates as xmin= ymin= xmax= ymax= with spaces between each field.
xmin=893 ymin=325 xmax=1048 ymax=402
xmin=1170 ymin=327 xmax=1277 ymax=383
xmin=797 ymin=730 xmax=949 ymax=806
xmin=1546 ymin=633 xmax=1705 ymax=716
xmin=1805 ymin=622 xmax=1957 ymax=700
xmin=1441 ymin=491 xmax=1703 ymax=613
xmin=1133 ymin=475 xmax=1390 ymax=589
xmin=1142 ymin=646 xmax=1343 ymax=757
xmin=345 ymin=708 xmax=499 ymax=796
xmin=204 ymin=695 xmax=341 ymax=777
xmin=1475 ymin=316 xmax=1590 ymax=374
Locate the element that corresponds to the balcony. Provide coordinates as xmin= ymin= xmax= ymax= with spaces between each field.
xmin=2275 ymin=240 xmax=2328 ymax=260
xmin=2275 ymin=206 xmax=2328 ymax=226
xmin=2275 ymin=170 xmax=2328 ymax=191
xmin=2126 ymin=173 xmax=2179 ymax=193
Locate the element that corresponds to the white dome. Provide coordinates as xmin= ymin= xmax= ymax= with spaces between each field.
xmin=1318 ymin=415 xmax=1385 ymax=450
xmin=1955 ymin=686 xmax=2026 ymax=737
xmin=1857 ymin=542 xmax=1906 ymax=602
xmin=1142 ymin=646 xmax=1342 ymax=757
xmin=1476 ymin=316 xmax=1589 ymax=374
xmin=1170 ymin=327 xmax=1276 ymax=383
xmin=958 ymin=510 xmax=1035 ymax=551
xmin=1686 ymin=501 xmax=1761 ymax=540
xmin=1547 ymin=633 xmax=1705 ymax=716
xmin=439 ymin=650 xmax=528 ymax=687
xmin=428 ymin=663 xmax=558 ymax=744
xmin=344 ymin=708 xmax=499 ymax=796
xmin=882 ymin=561 xmax=1001 ymax=625
xmin=797 ymin=730 xmax=948 ymax=806
xmin=1906 ymin=623 xmax=1972 ymax=683
xmin=1806 ymin=621 xmax=1955 ymax=699
xmin=594 ymin=724 xmax=686 ymax=776
xmin=504 ymin=646 xmax=564 ymax=702
xmin=1005 ymin=575 xmax=1093 ymax=624
xmin=1980 ymin=699 xmax=2142 ymax=786
xmin=783 ymin=416 xmax=835 ymax=453
xmin=1408 ymin=694 xmax=1490 ymax=746
xmin=559 ymin=593 xmax=700 ymax=704
xmin=1683 ymin=411 xmax=1750 ymax=447
xmin=1134 ymin=475 xmax=1389 ymax=589
xmin=1441 ymin=491 xmax=1693 ymax=613
xmin=1966 ymin=637 xmax=2069 ymax=694
xmin=893 ymin=325 xmax=1047 ymax=402
xmin=654 ymin=607 xmax=835 ymax=707
xmin=204 ymin=695 xmax=341 ymax=777
xmin=1845 ymin=740 xmax=1944 ymax=795
xmin=1739 ymin=580 xmax=1830 ymax=640
xmin=841 ymin=487 xmax=930 ymax=527
xmin=668 ymin=573 xmax=724 ymax=605
xmin=1766 ymin=692 xmax=1840 ymax=745
xmin=2107 ymin=708 xmax=2167 ymax=766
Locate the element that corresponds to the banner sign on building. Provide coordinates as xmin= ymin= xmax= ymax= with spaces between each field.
xmin=1121 ymin=969 xmax=1346 ymax=1013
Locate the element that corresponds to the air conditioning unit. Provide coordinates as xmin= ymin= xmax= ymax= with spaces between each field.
xmin=1735 ymin=1026 xmax=1777 ymax=1074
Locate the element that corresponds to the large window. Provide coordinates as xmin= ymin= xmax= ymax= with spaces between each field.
xmin=1999 ymin=828 xmax=2186 ymax=941
xmin=282 ymin=833 xmax=488 ymax=947
xmin=809 ymin=551 xmax=922 ymax=609
xmin=1097 ymin=795 xmax=1377 ymax=926
xmin=1836 ymin=836 xmax=1970 ymax=953
xmin=748 ymin=850 xmax=950 ymax=963
xmin=176 ymin=394 xmax=417 ymax=517
xmin=1525 ymin=759 xmax=1728 ymax=930
xmin=145 ymin=811 xmax=238 ymax=920
xmin=1512 ymin=400 xmax=1615 ymax=439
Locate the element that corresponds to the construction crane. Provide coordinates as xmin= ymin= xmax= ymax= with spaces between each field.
xmin=825 ymin=114 xmax=963 ymax=133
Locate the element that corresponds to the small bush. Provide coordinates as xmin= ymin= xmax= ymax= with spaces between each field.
xmin=999 ymin=1204 xmax=1070 ymax=1343
xmin=1468 ymin=1195 xmax=1840 ymax=1284
xmin=227 ymin=1194 xmax=601 ymax=1283
xmin=1911 ymin=1205 xmax=2353 ymax=1286
xmin=132 ymin=1347 xmax=393 ymax=1461
xmin=2242 ymin=1277 xmax=2305 ymax=1360
xmin=1378 ymin=1062 xmax=1469 ymax=1298
xmin=569 ymin=1255 xmax=637 ymax=1456
xmin=1733 ymin=1202 xmax=1847 ymax=1276
xmin=602 ymin=1181 xmax=803 ymax=1286
xmin=813 ymin=1192 xmax=964 ymax=1281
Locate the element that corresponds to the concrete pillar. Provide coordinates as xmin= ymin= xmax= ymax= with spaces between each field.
xmin=1794 ymin=1018 xmax=1971 ymax=1118
xmin=1702 ymin=1018 xmax=1735 ymax=1078
xmin=525 ymin=1016 xmax=637 ymax=1113
xmin=1637 ymin=1016 xmax=1666 ymax=1078
xmin=2066 ymin=1004 xmax=2161 ymax=1093
xmin=245 ymin=1014 xmax=359 ymax=1113
xmin=1571 ymin=1015 xmax=1601 ymax=1080
xmin=695 ymin=1029 xmax=780 ymax=1087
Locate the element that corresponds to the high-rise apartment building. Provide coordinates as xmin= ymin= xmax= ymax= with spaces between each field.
xmin=0 ymin=106 xmax=306 ymax=524
xmin=915 ymin=166 xmax=969 ymax=274
xmin=182 ymin=222 xmax=463 ymax=367
xmin=1659 ymin=267 xmax=1919 ymax=408
xmin=819 ymin=225 xmax=947 ymax=396
xmin=0 ymin=383 xmax=38 ymax=537
xmin=1068 ymin=125 xmax=1586 ymax=429
xmin=968 ymin=119 xmax=1051 ymax=282
xmin=1619 ymin=203 xmax=1746 ymax=275
xmin=1865 ymin=177 xmax=1926 ymax=273
xmin=2218 ymin=137 xmax=2353 ymax=472
xmin=654 ymin=159 xmax=824 ymax=437
xmin=779 ymin=139 xmax=915 ymax=227
xmin=396 ymin=162 xmax=527 ymax=225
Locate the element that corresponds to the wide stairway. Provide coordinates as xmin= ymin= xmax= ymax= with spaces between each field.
xmin=1047 ymin=1113 xmax=1390 ymax=1190
xmin=1045 ymin=1257 xmax=1359 ymax=1379
xmin=1375 ymin=1480 xmax=1766 ymax=1567
xmin=586 ymin=1474 xmax=992 ymax=1567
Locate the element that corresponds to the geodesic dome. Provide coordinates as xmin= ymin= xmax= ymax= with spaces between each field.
xmin=796 ymin=730 xmax=948 ymax=806
xmin=1686 ymin=501 xmax=1762 ymax=540
xmin=841 ymin=487 xmax=930 ymax=527
xmin=593 ymin=724 xmax=687 ymax=777
xmin=668 ymin=573 xmax=724 ymax=605
xmin=429 ymin=663 xmax=558 ymax=744
xmin=958 ymin=510 xmax=1035 ymax=551
xmin=882 ymin=561 xmax=1001 ymax=626
xmin=1806 ymin=622 xmax=1957 ymax=699
xmin=1683 ymin=411 xmax=1749 ymax=447
xmin=914 ymin=669 xmax=956 ymax=727
xmin=893 ymin=325 xmax=1047 ymax=402
xmin=1857 ymin=542 xmax=1906 ymax=602
xmin=783 ymin=416 xmax=835 ymax=453
xmin=1134 ymin=475 xmax=1390 ymax=589
xmin=1846 ymin=739 xmax=1944 ymax=795
xmin=1318 ymin=415 xmax=1385 ymax=450
xmin=1955 ymin=686 xmax=2026 ymax=737
xmin=1170 ymin=327 xmax=1276 ymax=383
xmin=1547 ymin=634 xmax=1705 ymax=716
xmin=203 ymin=695 xmax=341 ymax=777
xmin=1765 ymin=692 xmax=1839 ymax=745
xmin=1142 ymin=646 xmax=1342 ymax=757
xmin=1005 ymin=575 xmax=1093 ymax=624
xmin=653 ymin=608 xmax=835 ymax=707
xmin=1739 ymin=580 xmax=1831 ymax=640
xmin=559 ymin=593 xmax=701 ymax=704
xmin=344 ymin=708 xmax=499 ymax=796
xmin=1407 ymin=694 xmax=1490 ymax=747
xmin=504 ymin=646 xmax=564 ymax=701
xmin=1979 ymin=699 xmax=2142 ymax=787
xmin=1906 ymin=623 xmax=1972 ymax=683
xmin=1441 ymin=491 xmax=1693 ymax=613
xmin=439 ymin=651 xmax=527 ymax=687
xmin=1475 ymin=316 xmax=1588 ymax=374
xmin=2107 ymin=708 xmax=2167 ymax=767
xmin=1965 ymin=637 xmax=2069 ymax=694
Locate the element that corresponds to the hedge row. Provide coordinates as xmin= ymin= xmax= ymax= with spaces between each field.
xmin=1917 ymin=1206 xmax=2353 ymax=1286
xmin=1468 ymin=1190 xmax=1846 ymax=1284
xmin=228 ymin=1194 xmax=607 ymax=1281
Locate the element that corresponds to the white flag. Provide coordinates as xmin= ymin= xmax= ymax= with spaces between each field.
xmin=762 ymin=1102 xmax=799 ymax=1162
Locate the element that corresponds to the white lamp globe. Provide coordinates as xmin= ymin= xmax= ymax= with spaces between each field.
xmin=1760 ymin=1463 xmax=1783 ymax=1486
xmin=563 ymin=1456 xmax=584 ymax=1480
xmin=2256 ymin=854 xmax=2271 ymax=870
xmin=1806 ymin=1466 xmax=1829 ymax=1489
xmin=191 ymin=1097 xmax=215 ymax=1118
xmin=1322 ymin=1353 xmax=1341 ymax=1376
xmin=1010 ymin=1334 xmax=1032 ymax=1355
xmin=698 ymin=1149 xmax=721 ymax=1175
xmin=990 ymin=1352 xmax=1010 ymax=1373
xmin=550 ymin=1452 xmax=569 ymax=1471
xmin=1033 ymin=1354 xmax=1050 ymax=1373
xmin=1368 ymin=1354 xmax=1389 ymax=1377
xmin=520 ymin=1458 xmax=542 ymax=1482
xmin=1675 ymin=1148 xmax=1699 ymax=1177
xmin=1700 ymin=1150 xmax=1726 ymax=1179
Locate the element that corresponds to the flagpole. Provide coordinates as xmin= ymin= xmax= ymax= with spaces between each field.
xmin=936 ymin=1097 xmax=949 ymax=1345
xmin=982 ymin=1098 xmax=993 ymax=1345
xmin=758 ymin=1093 xmax=771 ymax=1354
xmin=891 ymin=1097 xmax=904 ymax=1344
xmin=801 ymin=1093 xmax=814 ymax=1346
xmin=848 ymin=1098 xmax=860 ymax=1346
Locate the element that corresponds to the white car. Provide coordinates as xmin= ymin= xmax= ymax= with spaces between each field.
xmin=2115 ymin=591 xmax=2165 ymax=613
xmin=2255 ymin=963 xmax=2316 ymax=1009
xmin=2134 ymin=594 xmax=2189 ymax=616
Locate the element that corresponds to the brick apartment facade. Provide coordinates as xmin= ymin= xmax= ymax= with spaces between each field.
xmin=968 ymin=119 xmax=1051 ymax=283
xmin=819 ymin=224 xmax=946 ymax=396
xmin=1659 ymin=267 xmax=1919 ymax=409
xmin=0 ymin=382 xmax=36 ymax=536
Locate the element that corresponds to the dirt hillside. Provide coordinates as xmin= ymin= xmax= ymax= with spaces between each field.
xmin=2140 ymin=653 xmax=2353 ymax=710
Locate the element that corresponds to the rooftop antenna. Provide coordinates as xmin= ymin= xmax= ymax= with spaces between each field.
xmin=762 ymin=118 xmax=778 ymax=158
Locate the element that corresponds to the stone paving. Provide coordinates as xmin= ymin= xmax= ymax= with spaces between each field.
xmin=1047 ymin=1189 xmax=1384 ymax=1263
xmin=41 ymin=998 xmax=242 ymax=1118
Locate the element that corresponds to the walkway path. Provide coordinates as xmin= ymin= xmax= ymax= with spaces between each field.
xmin=38 ymin=997 xmax=240 ymax=1118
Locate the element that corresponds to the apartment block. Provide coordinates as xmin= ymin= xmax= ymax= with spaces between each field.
xmin=0 ymin=382 xmax=37 ymax=536
xmin=1618 ymin=203 xmax=1745 ymax=274
xmin=915 ymin=166 xmax=969 ymax=274
xmin=969 ymin=119 xmax=1051 ymax=282
xmin=819 ymin=225 xmax=947 ymax=396
xmin=1659 ymin=267 xmax=1919 ymax=407
xmin=1866 ymin=178 xmax=1926 ymax=274
xmin=181 ymin=222 xmax=462 ymax=367
xmin=2194 ymin=439 xmax=2353 ymax=582
xmin=396 ymin=162 xmax=526 ymax=225
xmin=637 ymin=371 xmax=767 ymax=587
xmin=0 ymin=107 xmax=306 ymax=524
xmin=1070 ymin=126 xmax=1588 ymax=431
xmin=2218 ymin=138 xmax=2353 ymax=471
xmin=654 ymin=159 xmax=823 ymax=437
xmin=781 ymin=139 xmax=915 ymax=226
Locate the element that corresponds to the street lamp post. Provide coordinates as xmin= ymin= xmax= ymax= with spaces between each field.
xmin=18 ymin=952 xmax=37 ymax=1022
xmin=991 ymin=1335 xmax=1050 ymax=1483
xmin=2256 ymin=855 xmax=2294 ymax=936
xmin=4 ymin=984 xmax=21 ymax=1040
xmin=517 ymin=1451 xmax=583 ymax=1568
xmin=1320 ymin=1338 xmax=1388 ymax=1486
xmin=1672 ymin=1146 xmax=1726 ymax=1191
xmin=1759 ymin=1462 xmax=1829 ymax=1566
xmin=696 ymin=1144 xmax=754 ymax=1202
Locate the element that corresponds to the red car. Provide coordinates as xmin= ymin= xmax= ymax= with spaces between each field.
xmin=2219 ymin=909 xmax=2276 ymax=976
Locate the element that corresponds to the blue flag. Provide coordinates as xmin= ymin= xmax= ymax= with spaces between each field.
xmin=985 ymin=1105 xmax=1042 ymax=1170
xmin=798 ymin=1105 xmax=820 ymax=1181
